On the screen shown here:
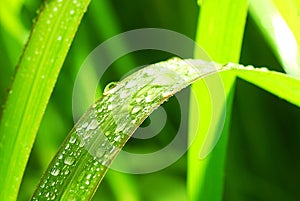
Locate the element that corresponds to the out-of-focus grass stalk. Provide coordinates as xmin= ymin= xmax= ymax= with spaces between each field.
xmin=249 ymin=0 xmax=300 ymax=77
xmin=188 ymin=0 xmax=248 ymax=200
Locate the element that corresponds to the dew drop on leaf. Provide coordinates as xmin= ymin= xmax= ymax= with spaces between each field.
xmin=64 ymin=156 xmax=75 ymax=165
xmin=69 ymin=135 xmax=76 ymax=144
xmin=131 ymin=106 xmax=142 ymax=114
xmin=50 ymin=168 xmax=60 ymax=176
xmin=103 ymin=82 xmax=117 ymax=95
xmin=87 ymin=119 xmax=99 ymax=130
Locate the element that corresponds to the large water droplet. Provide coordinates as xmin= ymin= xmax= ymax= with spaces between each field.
xmin=125 ymin=80 xmax=136 ymax=88
xmin=50 ymin=168 xmax=60 ymax=176
xmin=114 ymin=135 xmax=121 ymax=142
xmin=131 ymin=106 xmax=142 ymax=114
xmin=103 ymin=82 xmax=117 ymax=95
xmin=107 ymin=104 xmax=113 ymax=110
xmin=69 ymin=135 xmax=76 ymax=144
xmin=87 ymin=119 xmax=99 ymax=130
xmin=64 ymin=156 xmax=75 ymax=165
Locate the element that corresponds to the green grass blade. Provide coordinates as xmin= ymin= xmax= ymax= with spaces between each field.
xmin=0 ymin=0 xmax=91 ymax=200
xmin=31 ymin=57 xmax=299 ymax=200
xmin=30 ymin=58 xmax=225 ymax=200
xmin=189 ymin=0 xmax=248 ymax=200
xmin=226 ymin=63 xmax=300 ymax=107
xmin=249 ymin=0 xmax=300 ymax=77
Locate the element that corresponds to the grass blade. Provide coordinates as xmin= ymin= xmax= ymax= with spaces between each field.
xmin=31 ymin=57 xmax=299 ymax=200
xmin=31 ymin=58 xmax=225 ymax=200
xmin=249 ymin=0 xmax=300 ymax=77
xmin=189 ymin=0 xmax=248 ymax=200
xmin=227 ymin=63 xmax=300 ymax=107
xmin=0 ymin=0 xmax=91 ymax=200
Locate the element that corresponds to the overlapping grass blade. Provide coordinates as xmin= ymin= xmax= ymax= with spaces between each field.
xmin=31 ymin=57 xmax=300 ymax=200
xmin=188 ymin=0 xmax=248 ymax=200
xmin=249 ymin=0 xmax=300 ymax=77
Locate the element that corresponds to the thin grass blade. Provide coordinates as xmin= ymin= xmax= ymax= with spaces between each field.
xmin=0 ymin=0 xmax=91 ymax=200
xmin=188 ymin=0 xmax=248 ymax=200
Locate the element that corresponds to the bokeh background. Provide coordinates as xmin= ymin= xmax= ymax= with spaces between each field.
xmin=0 ymin=0 xmax=300 ymax=200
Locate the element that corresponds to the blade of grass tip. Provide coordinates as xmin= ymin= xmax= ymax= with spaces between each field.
xmin=0 ymin=0 xmax=91 ymax=200
xmin=188 ymin=0 xmax=248 ymax=200
xmin=225 ymin=63 xmax=300 ymax=107
xmin=30 ymin=58 xmax=226 ymax=200
xmin=249 ymin=0 xmax=300 ymax=77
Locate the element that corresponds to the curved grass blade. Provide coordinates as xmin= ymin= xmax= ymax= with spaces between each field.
xmin=31 ymin=58 xmax=300 ymax=200
xmin=31 ymin=58 xmax=223 ymax=200
xmin=0 ymin=0 xmax=91 ymax=200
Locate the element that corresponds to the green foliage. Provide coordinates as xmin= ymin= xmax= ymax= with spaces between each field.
xmin=0 ymin=0 xmax=91 ymax=200
xmin=32 ymin=57 xmax=300 ymax=200
xmin=188 ymin=0 xmax=248 ymax=200
xmin=250 ymin=0 xmax=300 ymax=77
xmin=0 ymin=0 xmax=299 ymax=201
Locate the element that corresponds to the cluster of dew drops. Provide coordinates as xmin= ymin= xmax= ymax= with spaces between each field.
xmin=32 ymin=58 xmax=210 ymax=200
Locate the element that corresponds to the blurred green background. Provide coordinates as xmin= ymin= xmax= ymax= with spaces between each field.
xmin=0 ymin=0 xmax=299 ymax=200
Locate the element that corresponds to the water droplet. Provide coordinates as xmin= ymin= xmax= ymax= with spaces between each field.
xmin=245 ymin=65 xmax=254 ymax=70
xmin=69 ymin=135 xmax=76 ymax=143
xmin=64 ymin=169 xmax=70 ymax=175
xmin=57 ymin=36 xmax=62 ymax=41
xmin=104 ymin=131 xmax=110 ymax=136
xmin=120 ymin=90 xmax=130 ymax=98
xmin=65 ymin=144 xmax=70 ymax=150
xmin=152 ymin=74 xmax=176 ymax=85
xmin=86 ymin=174 xmax=92 ymax=179
xmin=58 ymin=154 xmax=63 ymax=160
xmin=87 ymin=119 xmax=99 ymax=130
xmin=64 ymin=156 xmax=75 ymax=165
xmin=70 ymin=10 xmax=75 ymax=15
xmin=131 ymin=106 xmax=142 ymax=114
xmin=145 ymin=94 xmax=155 ymax=102
xmin=79 ymin=140 xmax=85 ymax=147
xmin=82 ymin=122 xmax=88 ymax=128
xmin=53 ymin=7 xmax=58 ymax=12
xmin=114 ymin=135 xmax=121 ymax=142
xmin=41 ymin=75 xmax=45 ymax=79
xmin=46 ymin=20 xmax=51 ymax=24
xmin=50 ymin=194 xmax=56 ymax=200
xmin=135 ymin=97 xmax=143 ymax=103
xmin=260 ymin=67 xmax=269 ymax=72
xmin=107 ymin=104 xmax=114 ymax=110
xmin=103 ymin=82 xmax=117 ymax=95
xmin=85 ymin=180 xmax=90 ymax=185
xmin=50 ymin=168 xmax=60 ymax=176
xmin=125 ymin=80 xmax=136 ymax=88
